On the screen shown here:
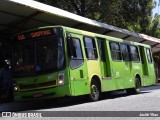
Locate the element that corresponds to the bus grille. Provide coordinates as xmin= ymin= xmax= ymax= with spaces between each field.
xmin=19 ymin=80 xmax=57 ymax=90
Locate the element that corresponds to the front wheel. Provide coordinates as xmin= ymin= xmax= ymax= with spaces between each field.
xmin=89 ymin=80 xmax=100 ymax=102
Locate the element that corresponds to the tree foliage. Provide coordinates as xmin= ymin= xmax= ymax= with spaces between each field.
xmin=35 ymin=0 xmax=159 ymax=38
xmin=148 ymin=15 xmax=160 ymax=38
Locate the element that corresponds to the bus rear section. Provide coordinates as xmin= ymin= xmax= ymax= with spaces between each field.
xmin=12 ymin=27 xmax=72 ymax=101
xmin=99 ymin=40 xmax=156 ymax=94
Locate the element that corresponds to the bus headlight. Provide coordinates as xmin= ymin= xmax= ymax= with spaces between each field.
xmin=14 ymin=86 xmax=18 ymax=91
xmin=13 ymin=82 xmax=18 ymax=91
xmin=58 ymin=73 xmax=65 ymax=85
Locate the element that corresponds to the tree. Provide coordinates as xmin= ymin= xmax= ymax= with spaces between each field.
xmin=148 ymin=15 xmax=160 ymax=38
xmin=35 ymin=0 xmax=158 ymax=37
xmin=36 ymin=0 xmax=122 ymax=21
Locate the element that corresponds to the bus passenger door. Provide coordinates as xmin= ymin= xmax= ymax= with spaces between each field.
xmin=98 ymin=38 xmax=111 ymax=78
xmin=67 ymin=33 xmax=89 ymax=96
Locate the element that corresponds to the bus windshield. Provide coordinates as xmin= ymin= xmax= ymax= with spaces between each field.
xmin=12 ymin=36 xmax=65 ymax=77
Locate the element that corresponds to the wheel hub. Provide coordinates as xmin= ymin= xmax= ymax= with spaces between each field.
xmin=91 ymin=85 xmax=98 ymax=97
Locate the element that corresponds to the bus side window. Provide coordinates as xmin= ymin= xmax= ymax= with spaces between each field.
xmin=84 ymin=37 xmax=98 ymax=59
xmin=129 ymin=45 xmax=140 ymax=62
xmin=67 ymin=37 xmax=84 ymax=69
xmin=120 ymin=44 xmax=130 ymax=61
xmin=146 ymin=48 xmax=152 ymax=64
xmin=110 ymin=42 xmax=122 ymax=61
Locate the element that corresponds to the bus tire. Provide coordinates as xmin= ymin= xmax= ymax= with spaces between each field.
xmin=126 ymin=77 xmax=141 ymax=94
xmin=89 ymin=80 xmax=100 ymax=102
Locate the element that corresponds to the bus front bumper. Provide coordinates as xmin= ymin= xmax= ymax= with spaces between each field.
xmin=14 ymin=84 xmax=71 ymax=101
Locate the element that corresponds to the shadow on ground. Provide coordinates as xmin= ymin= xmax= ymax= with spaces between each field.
xmin=141 ymin=84 xmax=160 ymax=91
xmin=0 ymin=85 xmax=158 ymax=112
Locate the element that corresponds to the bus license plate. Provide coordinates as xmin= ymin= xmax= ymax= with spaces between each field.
xmin=33 ymin=93 xmax=43 ymax=98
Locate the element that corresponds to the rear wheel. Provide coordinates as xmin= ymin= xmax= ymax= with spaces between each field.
xmin=134 ymin=77 xmax=141 ymax=93
xmin=89 ymin=80 xmax=100 ymax=102
xmin=126 ymin=77 xmax=141 ymax=94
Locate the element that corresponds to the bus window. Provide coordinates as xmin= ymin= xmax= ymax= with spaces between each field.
xmin=146 ymin=48 xmax=152 ymax=64
xmin=98 ymin=39 xmax=106 ymax=61
xmin=84 ymin=37 xmax=98 ymax=59
xmin=36 ymin=37 xmax=61 ymax=72
xmin=139 ymin=46 xmax=144 ymax=64
xmin=130 ymin=46 xmax=140 ymax=62
xmin=110 ymin=42 xmax=122 ymax=61
xmin=12 ymin=36 xmax=65 ymax=77
xmin=120 ymin=44 xmax=130 ymax=61
xmin=67 ymin=37 xmax=84 ymax=69
xmin=12 ymin=43 xmax=35 ymax=76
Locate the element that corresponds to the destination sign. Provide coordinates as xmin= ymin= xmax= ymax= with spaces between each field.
xmin=16 ymin=29 xmax=55 ymax=41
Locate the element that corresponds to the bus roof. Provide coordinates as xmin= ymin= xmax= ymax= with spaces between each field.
xmin=63 ymin=26 xmax=151 ymax=48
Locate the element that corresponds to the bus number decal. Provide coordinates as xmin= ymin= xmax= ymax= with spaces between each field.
xmin=134 ymin=65 xmax=140 ymax=70
xmin=116 ymin=72 xmax=120 ymax=77
xmin=48 ymin=75 xmax=54 ymax=80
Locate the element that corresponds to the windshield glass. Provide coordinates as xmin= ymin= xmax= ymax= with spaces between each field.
xmin=12 ymin=36 xmax=65 ymax=77
xmin=36 ymin=36 xmax=64 ymax=73
xmin=12 ymin=43 xmax=35 ymax=76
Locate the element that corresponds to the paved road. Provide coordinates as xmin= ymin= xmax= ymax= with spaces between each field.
xmin=0 ymin=84 xmax=160 ymax=120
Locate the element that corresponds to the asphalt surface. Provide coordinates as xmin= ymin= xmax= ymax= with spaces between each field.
xmin=0 ymin=84 xmax=160 ymax=120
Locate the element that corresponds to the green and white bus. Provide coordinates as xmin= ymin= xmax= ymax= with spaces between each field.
xmin=12 ymin=26 xmax=156 ymax=101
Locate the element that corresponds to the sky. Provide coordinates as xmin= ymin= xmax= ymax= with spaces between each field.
xmin=153 ymin=0 xmax=160 ymax=18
